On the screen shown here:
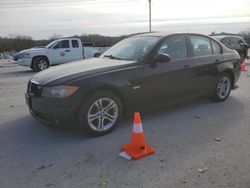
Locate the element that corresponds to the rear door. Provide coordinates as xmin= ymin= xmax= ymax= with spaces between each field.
xmin=140 ymin=35 xmax=195 ymax=107
xmin=188 ymin=35 xmax=223 ymax=96
xmin=69 ymin=39 xmax=83 ymax=61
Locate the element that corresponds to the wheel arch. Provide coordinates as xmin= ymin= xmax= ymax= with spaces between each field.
xmin=221 ymin=69 xmax=235 ymax=87
xmin=31 ymin=55 xmax=50 ymax=68
xmin=78 ymin=85 xmax=126 ymax=114
xmin=77 ymin=85 xmax=125 ymax=136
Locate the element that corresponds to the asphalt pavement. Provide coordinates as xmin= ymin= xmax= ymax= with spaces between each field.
xmin=0 ymin=60 xmax=250 ymax=188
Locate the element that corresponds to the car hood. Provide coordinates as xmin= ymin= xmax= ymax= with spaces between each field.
xmin=20 ymin=48 xmax=48 ymax=54
xmin=31 ymin=58 xmax=136 ymax=86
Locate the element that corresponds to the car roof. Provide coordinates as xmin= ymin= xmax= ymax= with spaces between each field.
xmin=135 ymin=32 xmax=174 ymax=37
xmin=211 ymin=35 xmax=243 ymax=40
xmin=134 ymin=32 xmax=214 ymax=38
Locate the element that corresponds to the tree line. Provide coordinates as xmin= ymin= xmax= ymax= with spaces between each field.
xmin=0 ymin=34 xmax=129 ymax=53
xmin=1 ymin=29 xmax=250 ymax=53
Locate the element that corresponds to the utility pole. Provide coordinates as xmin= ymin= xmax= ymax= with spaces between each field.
xmin=149 ymin=0 xmax=151 ymax=32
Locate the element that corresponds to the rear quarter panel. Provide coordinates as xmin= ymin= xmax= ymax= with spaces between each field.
xmin=218 ymin=49 xmax=241 ymax=86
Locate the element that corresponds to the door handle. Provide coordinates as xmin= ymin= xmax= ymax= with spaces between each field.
xmin=215 ymin=59 xmax=220 ymax=63
xmin=65 ymin=50 xmax=70 ymax=52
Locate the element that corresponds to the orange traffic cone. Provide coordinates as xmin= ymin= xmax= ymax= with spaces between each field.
xmin=120 ymin=112 xmax=155 ymax=160
xmin=241 ymin=60 xmax=248 ymax=71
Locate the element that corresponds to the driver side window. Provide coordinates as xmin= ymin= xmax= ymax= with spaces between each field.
xmin=54 ymin=40 xmax=69 ymax=49
xmin=157 ymin=36 xmax=187 ymax=60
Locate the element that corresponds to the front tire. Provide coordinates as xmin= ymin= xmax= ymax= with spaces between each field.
xmin=212 ymin=73 xmax=232 ymax=102
xmin=78 ymin=91 xmax=123 ymax=136
xmin=34 ymin=57 xmax=49 ymax=72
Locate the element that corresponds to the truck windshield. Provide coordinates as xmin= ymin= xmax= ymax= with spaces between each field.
xmin=101 ymin=36 xmax=160 ymax=61
xmin=46 ymin=40 xmax=58 ymax=48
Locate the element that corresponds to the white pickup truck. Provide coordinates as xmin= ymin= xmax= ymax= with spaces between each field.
xmin=17 ymin=38 xmax=109 ymax=72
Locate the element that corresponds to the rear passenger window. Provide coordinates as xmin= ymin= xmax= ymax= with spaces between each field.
xmin=230 ymin=37 xmax=237 ymax=44
xmin=157 ymin=36 xmax=187 ymax=60
xmin=221 ymin=37 xmax=230 ymax=45
xmin=190 ymin=36 xmax=212 ymax=57
xmin=72 ymin=40 xmax=79 ymax=48
xmin=230 ymin=37 xmax=241 ymax=45
xmin=211 ymin=40 xmax=221 ymax=54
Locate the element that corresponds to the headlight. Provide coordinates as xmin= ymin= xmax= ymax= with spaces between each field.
xmin=41 ymin=85 xmax=79 ymax=98
xmin=20 ymin=53 xmax=30 ymax=58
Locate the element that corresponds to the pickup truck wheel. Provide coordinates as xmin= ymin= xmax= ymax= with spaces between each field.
xmin=211 ymin=73 xmax=232 ymax=102
xmin=78 ymin=91 xmax=123 ymax=136
xmin=34 ymin=57 xmax=49 ymax=72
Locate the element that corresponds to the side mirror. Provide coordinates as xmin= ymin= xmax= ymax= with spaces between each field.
xmin=93 ymin=52 xmax=101 ymax=57
xmin=154 ymin=53 xmax=171 ymax=63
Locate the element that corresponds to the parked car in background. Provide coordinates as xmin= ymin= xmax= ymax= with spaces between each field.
xmin=212 ymin=35 xmax=249 ymax=59
xmin=25 ymin=32 xmax=241 ymax=136
xmin=13 ymin=53 xmax=20 ymax=61
xmin=17 ymin=38 xmax=109 ymax=72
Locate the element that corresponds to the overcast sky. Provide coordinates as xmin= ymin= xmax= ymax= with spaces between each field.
xmin=0 ymin=0 xmax=250 ymax=39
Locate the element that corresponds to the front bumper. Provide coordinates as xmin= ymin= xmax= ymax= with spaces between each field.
xmin=25 ymin=93 xmax=79 ymax=129
xmin=18 ymin=58 xmax=32 ymax=67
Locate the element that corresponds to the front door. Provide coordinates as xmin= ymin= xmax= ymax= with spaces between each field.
xmin=140 ymin=35 xmax=195 ymax=108
xmin=50 ymin=40 xmax=71 ymax=64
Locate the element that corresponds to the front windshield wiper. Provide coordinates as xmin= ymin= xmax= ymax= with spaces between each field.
xmin=103 ymin=54 xmax=124 ymax=60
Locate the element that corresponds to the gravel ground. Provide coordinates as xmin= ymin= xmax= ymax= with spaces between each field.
xmin=0 ymin=59 xmax=250 ymax=188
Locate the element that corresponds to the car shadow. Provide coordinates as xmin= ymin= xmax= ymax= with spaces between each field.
xmin=0 ymin=96 xmax=244 ymax=174
xmin=117 ymin=96 xmax=244 ymax=156
xmin=0 ymin=96 xmax=244 ymax=146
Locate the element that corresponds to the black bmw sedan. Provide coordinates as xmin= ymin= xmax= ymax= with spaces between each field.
xmin=26 ymin=32 xmax=241 ymax=136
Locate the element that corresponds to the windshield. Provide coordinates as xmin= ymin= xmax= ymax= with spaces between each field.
xmin=101 ymin=36 xmax=160 ymax=61
xmin=46 ymin=40 xmax=58 ymax=48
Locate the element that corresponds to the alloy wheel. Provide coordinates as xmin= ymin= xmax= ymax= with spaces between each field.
xmin=37 ymin=60 xmax=48 ymax=70
xmin=87 ymin=98 xmax=118 ymax=132
xmin=217 ymin=76 xmax=231 ymax=99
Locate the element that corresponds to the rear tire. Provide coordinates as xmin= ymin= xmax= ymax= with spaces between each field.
xmin=78 ymin=91 xmax=123 ymax=136
xmin=34 ymin=57 xmax=49 ymax=72
xmin=211 ymin=73 xmax=232 ymax=102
